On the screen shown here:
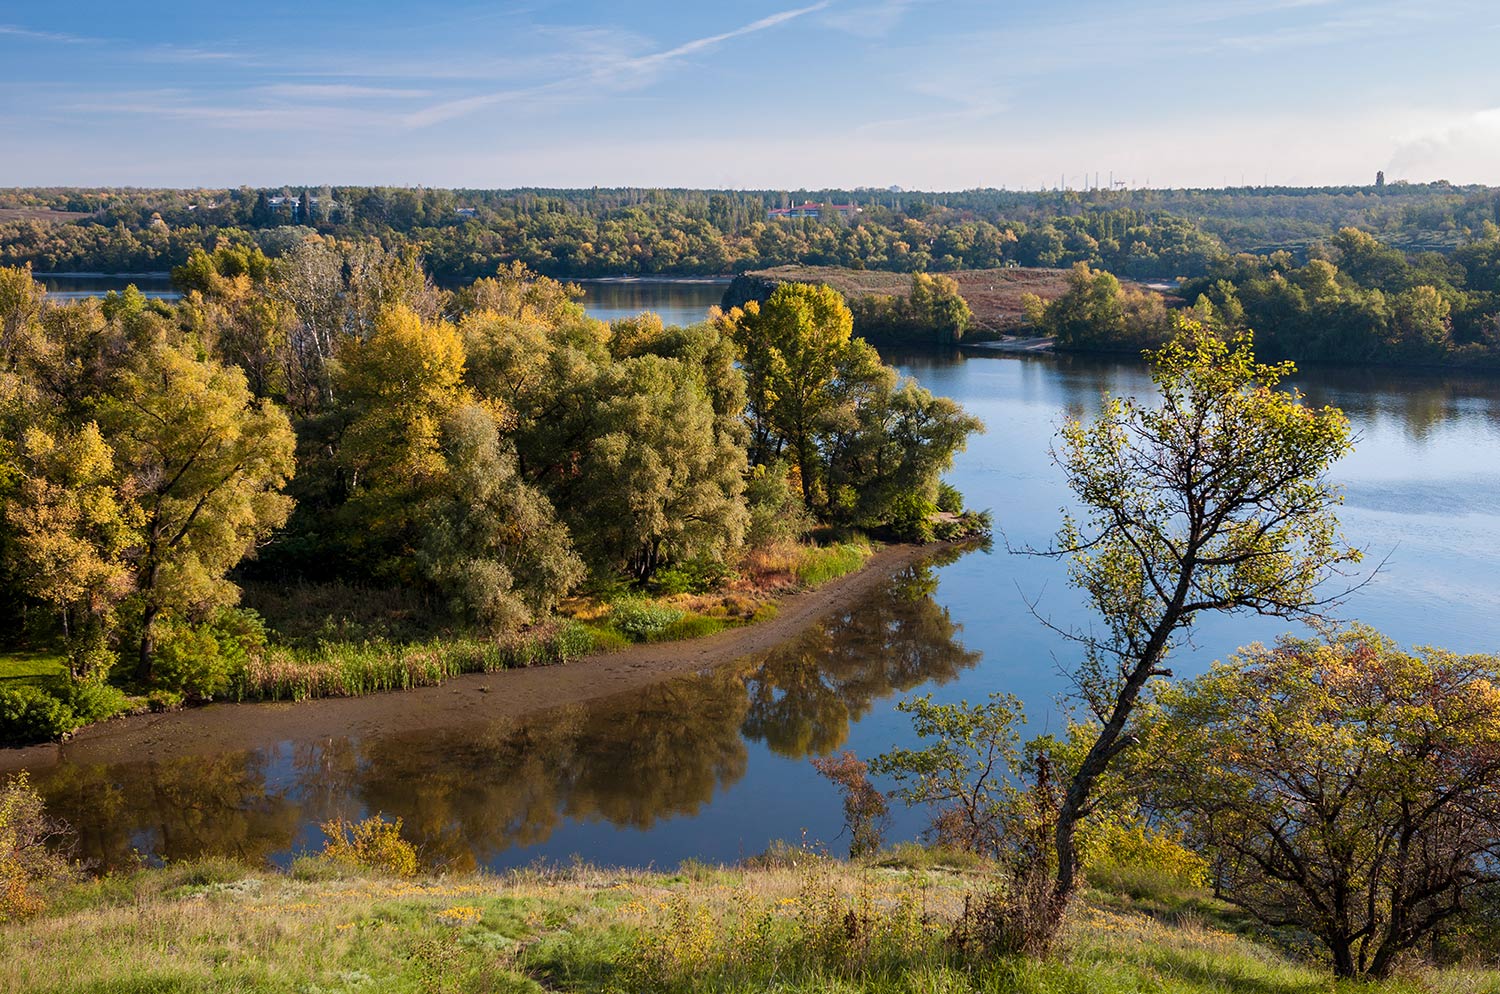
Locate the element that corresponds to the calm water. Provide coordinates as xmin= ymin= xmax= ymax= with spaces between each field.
xmin=38 ymin=273 xmax=179 ymax=301
xmin=21 ymin=290 xmax=1500 ymax=871
xmin=34 ymin=274 xmax=726 ymax=327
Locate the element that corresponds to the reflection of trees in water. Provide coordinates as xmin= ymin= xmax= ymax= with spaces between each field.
xmin=1291 ymin=369 xmax=1500 ymax=443
xmin=741 ymin=557 xmax=981 ymax=758
xmin=351 ymin=670 xmax=754 ymax=870
xmin=37 ymin=750 xmax=307 ymax=869
xmin=31 ymin=553 xmax=981 ymax=869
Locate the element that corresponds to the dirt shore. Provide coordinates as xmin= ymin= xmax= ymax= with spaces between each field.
xmin=1 ymin=543 xmax=953 ymax=773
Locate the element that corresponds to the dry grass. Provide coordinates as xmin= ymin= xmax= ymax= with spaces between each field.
xmin=748 ymin=264 xmax=1156 ymax=334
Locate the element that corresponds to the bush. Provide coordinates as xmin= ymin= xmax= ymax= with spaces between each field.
xmin=550 ymin=620 xmax=596 ymax=661
xmin=319 ymin=814 xmax=418 ymax=877
xmin=64 ymin=680 xmax=131 ymax=725
xmin=0 ymin=685 xmax=80 ymax=746
xmin=936 ymin=481 xmax=964 ymax=514
xmin=151 ymin=608 xmax=268 ymax=701
xmin=152 ymin=621 xmax=236 ymax=701
xmin=147 ymin=689 xmax=185 ymax=712
xmin=579 ymin=624 xmax=630 ymax=654
xmin=0 ymin=772 xmax=75 ymax=921
xmin=884 ymin=491 xmax=937 ymax=542
xmin=744 ymin=461 xmax=815 ymax=548
xmin=1083 ymin=816 xmax=1209 ymax=894
xmin=609 ymin=600 xmax=686 ymax=642
xmin=650 ymin=558 xmax=736 ymax=596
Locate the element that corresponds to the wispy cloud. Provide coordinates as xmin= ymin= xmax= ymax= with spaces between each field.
xmin=405 ymin=3 xmax=830 ymax=127
xmin=820 ymin=0 xmax=929 ymax=39
xmin=0 ymin=23 xmax=97 ymax=44
xmin=141 ymin=45 xmax=250 ymax=62
xmin=615 ymin=2 xmax=829 ymax=74
xmin=69 ymin=89 xmax=396 ymax=131
xmin=257 ymin=83 xmax=433 ymax=100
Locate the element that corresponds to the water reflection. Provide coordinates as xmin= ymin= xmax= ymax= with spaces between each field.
xmin=35 ymin=552 xmax=979 ymax=871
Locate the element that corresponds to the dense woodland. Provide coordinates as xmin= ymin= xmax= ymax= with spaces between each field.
xmin=13 ymin=183 xmax=1500 ymax=366
xmin=1026 ymin=223 xmax=1500 ymax=366
xmin=11 ymin=180 xmax=1499 ymax=282
xmin=0 ymin=247 xmax=984 ymax=743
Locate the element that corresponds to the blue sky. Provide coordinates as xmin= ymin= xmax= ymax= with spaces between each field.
xmin=3 ymin=0 xmax=1499 ymax=189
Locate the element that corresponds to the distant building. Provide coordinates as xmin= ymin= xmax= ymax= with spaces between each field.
xmin=768 ymin=202 xmax=862 ymax=220
xmin=455 ymin=207 xmax=478 ymax=217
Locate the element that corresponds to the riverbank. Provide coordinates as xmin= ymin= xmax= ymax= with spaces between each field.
xmin=2 ymin=843 xmax=1487 ymax=993
xmin=0 ymin=541 xmax=961 ymax=772
xmin=737 ymin=265 xmax=1157 ymax=336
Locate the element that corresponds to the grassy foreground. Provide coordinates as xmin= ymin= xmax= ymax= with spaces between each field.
xmin=5 ymin=846 xmax=1497 ymax=994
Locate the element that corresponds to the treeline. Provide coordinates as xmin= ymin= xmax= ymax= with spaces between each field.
xmin=1027 ymin=225 xmax=1500 ymax=366
xmin=9 ymin=180 xmax=1500 ymax=282
xmin=0 ymin=201 xmax=1222 ymax=283
xmin=0 ymin=244 xmax=983 ymax=739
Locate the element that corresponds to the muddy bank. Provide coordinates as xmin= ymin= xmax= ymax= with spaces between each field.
xmin=1 ymin=543 xmax=958 ymax=773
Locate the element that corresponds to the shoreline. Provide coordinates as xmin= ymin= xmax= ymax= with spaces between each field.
xmin=0 ymin=541 xmax=958 ymax=773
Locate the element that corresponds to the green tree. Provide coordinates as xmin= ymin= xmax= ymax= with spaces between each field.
xmin=1025 ymin=324 xmax=1360 ymax=949
xmin=569 ymin=352 xmax=747 ymax=580
xmin=4 ymin=423 xmax=140 ymax=678
xmin=819 ymin=339 xmax=983 ymax=536
xmin=414 ymin=403 xmax=584 ymax=628
xmin=333 ymin=304 xmax=584 ymax=620
xmin=104 ymin=337 xmax=296 ymax=681
xmin=1149 ymin=627 xmax=1500 ymax=979
xmin=724 ymin=282 xmax=853 ymax=508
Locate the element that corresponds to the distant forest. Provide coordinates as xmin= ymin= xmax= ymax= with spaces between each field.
xmin=4 ymin=181 xmax=1499 ymax=282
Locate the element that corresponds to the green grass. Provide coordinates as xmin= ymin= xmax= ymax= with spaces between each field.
xmin=0 ymin=649 xmax=67 ymax=685
xmin=795 ymin=539 xmax=875 ymax=587
xmin=7 ymin=851 xmax=1498 ymax=994
xmin=241 ymin=622 xmax=596 ymax=702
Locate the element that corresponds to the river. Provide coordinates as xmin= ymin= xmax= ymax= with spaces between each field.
xmin=33 ymin=273 xmax=728 ymax=328
xmin=18 ymin=285 xmax=1500 ymax=872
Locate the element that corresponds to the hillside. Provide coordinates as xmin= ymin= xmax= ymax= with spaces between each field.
xmin=3 ymin=846 xmax=1492 ymax=993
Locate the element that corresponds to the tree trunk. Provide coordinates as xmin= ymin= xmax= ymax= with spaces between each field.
xmin=1331 ymin=940 xmax=1357 ymax=979
xmin=136 ymin=601 xmax=158 ymax=685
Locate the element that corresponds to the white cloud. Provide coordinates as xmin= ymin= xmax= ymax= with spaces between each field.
xmin=1389 ymin=109 xmax=1500 ymax=183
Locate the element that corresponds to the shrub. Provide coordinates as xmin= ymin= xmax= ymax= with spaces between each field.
xmin=64 ymin=680 xmax=131 ymax=725
xmin=147 ymin=689 xmax=185 ymax=712
xmin=744 ymin=460 xmax=815 ymax=548
xmin=936 ymin=481 xmax=964 ymax=514
xmin=609 ymin=600 xmax=685 ymax=642
xmin=884 ymin=491 xmax=937 ymax=542
xmin=1082 ymin=816 xmax=1209 ymax=894
xmin=150 ymin=609 xmax=269 ymax=701
xmin=550 ymin=620 xmax=596 ymax=661
xmin=0 ymin=685 xmax=80 ymax=746
xmin=152 ymin=622 xmax=235 ymax=701
xmin=811 ymin=751 xmax=889 ymax=858
xmin=0 ymin=772 xmax=74 ymax=922
xmin=319 ymin=814 xmax=418 ymax=877
xmin=579 ymin=624 xmax=630 ymax=654
xmin=650 ymin=557 xmax=736 ymax=596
